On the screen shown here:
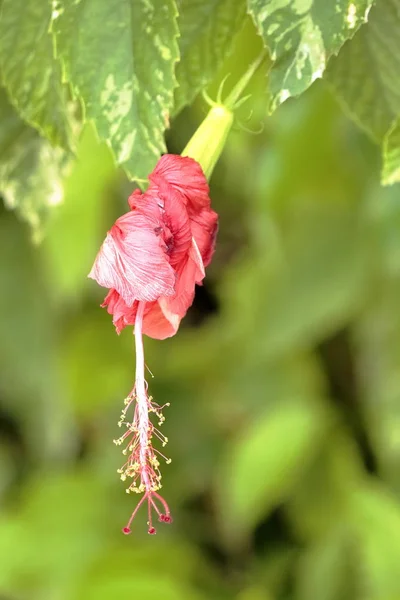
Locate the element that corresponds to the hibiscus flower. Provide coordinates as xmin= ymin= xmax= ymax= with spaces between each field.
xmin=89 ymin=154 xmax=218 ymax=339
xmin=88 ymin=154 xmax=218 ymax=534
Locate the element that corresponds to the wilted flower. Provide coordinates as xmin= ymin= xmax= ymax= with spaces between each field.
xmin=90 ymin=154 xmax=218 ymax=339
xmin=89 ymin=154 xmax=218 ymax=534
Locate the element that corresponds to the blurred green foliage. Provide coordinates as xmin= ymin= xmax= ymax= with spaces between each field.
xmin=1 ymin=17 xmax=400 ymax=600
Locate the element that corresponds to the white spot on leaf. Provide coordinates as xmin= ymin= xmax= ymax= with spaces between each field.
xmin=347 ymin=3 xmax=357 ymax=29
xmin=267 ymin=23 xmax=279 ymax=35
xmin=48 ymin=184 xmax=63 ymax=206
xmin=279 ymin=89 xmax=290 ymax=103
xmin=119 ymin=131 xmax=137 ymax=163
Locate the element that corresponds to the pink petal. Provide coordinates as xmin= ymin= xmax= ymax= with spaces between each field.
xmin=189 ymin=207 xmax=218 ymax=267
xmin=101 ymin=289 xmax=182 ymax=340
xmin=189 ymin=238 xmax=205 ymax=281
xmin=156 ymin=181 xmax=192 ymax=268
xmin=127 ymin=188 xmax=143 ymax=210
xmin=89 ymin=210 xmax=175 ymax=305
xmin=150 ymin=154 xmax=210 ymax=211
xmin=101 ymin=289 xmax=136 ymax=334
xmin=162 ymin=241 xmax=204 ymax=318
xmin=142 ymin=300 xmax=181 ymax=340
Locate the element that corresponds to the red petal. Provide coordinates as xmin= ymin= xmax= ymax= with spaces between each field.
xmin=189 ymin=238 xmax=205 ymax=282
xmin=157 ymin=181 xmax=192 ymax=268
xmin=189 ymin=207 xmax=218 ymax=267
xmin=127 ymin=188 xmax=143 ymax=210
xmin=160 ymin=241 xmax=204 ymax=321
xmin=89 ymin=210 xmax=175 ymax=306
xmin=101 ymin=289 xmax=136 ymax=334
xmin=101 ymin=290 xmax=181 ymax=340
xmin=150 ymin=154 xmax=210 ymax=211
xmin=142 ymin=300 xmax=180 ymax=340
xmin=140 ymin=245 xmax=203 ymax=339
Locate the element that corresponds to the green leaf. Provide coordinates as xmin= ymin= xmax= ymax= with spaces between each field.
xmin=62 ymin=309 xmax=133 ymax=417
xmin=326 ymin=0 xmax=400 ymax=141
xmin=0 ymin=88 xmax=70 ymax=238
xmin=44 ymin=123 xmax=116 ymax=302
xmin=351 ymin=484 xmax=400 ymax=600
xmin=296 ymin=529 xmax=360 ymax=600
xmin=354 ymin=275 xmax=400 ymax=494
xmin=366 ymin=183 xmax=400 ymax=275
xmin=173 ymin=0 xmax=247 ymax=115
xmin=286 ymin=431 xmax=365 ymax=542
xmin=0 ymin=206 xmax=72 ymax=461
xmin=382 ymin=118 xmax=400 ymax=185
xmin=73 ymin=536 xmax=211 ymax=599
xmin=52 ymin=0 xmax=179 ymax=180
xmin=0 ymin=0 xmax=75 ymax=150
xmin=219 ymin=85 xmax=375 ymax=361
xmin=81 ymin=541 xmax=212 ymax=589
xmin=217 ymin=397 xmax=326 ymax=542
xmin=77 ymin=575 xmax=204 ymax=600
xmin=248 ymin=0 xmax=373 ymax=112
xmin=0 ymin=473 xmax=110 ymax=594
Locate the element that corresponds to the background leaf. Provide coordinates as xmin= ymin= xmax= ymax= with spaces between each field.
xmin=382 ymin=118 xmax=400 ymax=185
xmin=351 ymin=484 xmax=400 ymax=600
xmin=44 ymin=123 xmax=116 ymax=302
xmin=0 ymin=204 xmax=74 ymax=462
xmin=77 ymin=575 xmax=205 ymax=600
xmin=248 ymin=0 xmax=373 ymax=111
xmin=0 ymin=88 xmax=70 ymax=237
xmin=296 ymin=528 xmax=360 ymax=600
xmin=173 ymin=0 xmax=247 ymax=114
xmin=325 ymin=0 xmax=400 ymax=141
xmin=354 ymin=275 xmax=400 ymax=494
xmin=51 ymin=0 xmax=179 ymax=180
xmin=217 ymin=395 xmax=326 ymax=542
xmin=0 ymin=0 xmax=75 ymax=150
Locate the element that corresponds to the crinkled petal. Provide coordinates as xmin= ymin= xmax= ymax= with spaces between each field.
xmin=150 ymin=154 xmax=210 ymax=211
xmin=101 ymin=290 xmax=180 ymax=339
xmin=189 ymin=238 xmax=205 ymax=282
xmin=101 ymin=289 xmax=136 ymax=334
xmin=127 ymin=188 xmax=143 ymax=210
xmin=189 ymin=207 xmax=218 ymax=267
xmin=100 ymin=245 xmax=203 ymax=339
xmin=89 ymin=211 xmax=175 ymax=305
xmin=140 ymin=243 xmax=204 ymax=340
xmin=162 ymin=241 xmax=204 ymax=319
xmin=128 ymin=187 xmax=162 ymax=220
xmin=157 ymin=181 xmax=192 ymax=268
xmin=142 ymin=299 xmax=180 ymax=340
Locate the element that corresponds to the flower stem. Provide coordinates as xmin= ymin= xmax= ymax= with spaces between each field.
xmin=182 ymin=106 xmax=234 ymax=179
xmin=224 ymin=49 xmax=268 ymax=110
xmin=181 ymin=48 xmax=268 ymax=179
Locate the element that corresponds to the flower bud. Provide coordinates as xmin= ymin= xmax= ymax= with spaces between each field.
xmin=181 ymin=104 xmax=234 ymax=179
xmin=181 ymin=50 xmax=267 ymax=180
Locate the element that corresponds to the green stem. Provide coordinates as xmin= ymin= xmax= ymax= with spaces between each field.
xmin=224 ymin=49 xmax=268 ymax=110
xmin=181 ymin=105 xmax=234 ymax=179
xmin=181 ymin=48 xmax=268 ymax=179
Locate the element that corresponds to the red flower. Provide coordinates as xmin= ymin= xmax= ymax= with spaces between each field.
xmin=89 ymin=154 xmax=218 ymax=339
xmin=89 ymin=154 xmax=217 ymax=534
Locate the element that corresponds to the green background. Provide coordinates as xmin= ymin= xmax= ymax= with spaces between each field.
xmin=1 ymin=19 xmax=400 ymax=600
